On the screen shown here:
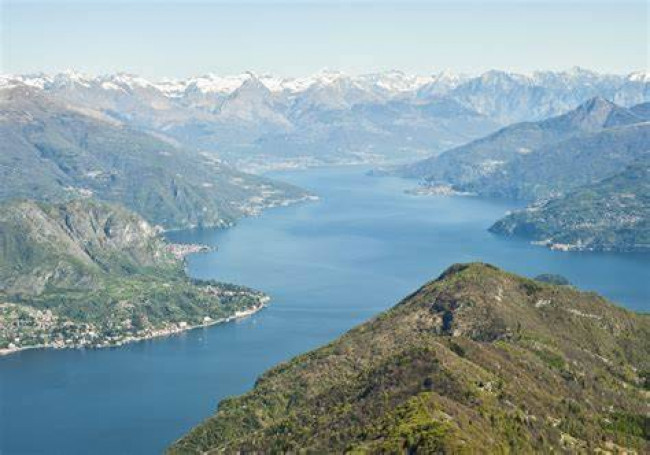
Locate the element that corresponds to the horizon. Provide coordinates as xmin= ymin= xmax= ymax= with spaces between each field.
xmin=3 ymin=65 xmax=647 ymax=81
xmin=2 ymin=1 xmax=647 ymax=78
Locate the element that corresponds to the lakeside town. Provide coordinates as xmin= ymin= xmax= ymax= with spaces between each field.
xmin=0 ymin=291 xmax=270 ymax=357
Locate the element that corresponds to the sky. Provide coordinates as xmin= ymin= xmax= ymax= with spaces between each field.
xmin=1 ymin=0 xmax=648 ymax=78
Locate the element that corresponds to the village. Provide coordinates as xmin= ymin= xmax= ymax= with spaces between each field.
xmin=0 ymin=292 xmax=270 ymax=356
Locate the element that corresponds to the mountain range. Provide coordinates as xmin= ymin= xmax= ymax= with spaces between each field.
xmin=169 ymin=263 xmax=649 ymax=453
xmin=399 ymin=97 xmax=650 ymax=200
xmin=2 ymin=68 xmax=648 ymax=170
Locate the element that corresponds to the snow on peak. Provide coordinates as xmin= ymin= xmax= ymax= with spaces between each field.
xmin=628 ymin=71 xmax=650 ymax=83
xmin=51 ymin=70 xmax=93 ymax=88
xmin=105 ymin=73 xmax=156 ymax=90
xmin=0 ymin=73 xmax=51 ymax=90
xmin=3 ymin=68 xmax=647 ymax=104
xmin=184 ymin=73 xmax=254 ymax=95
xmin=356 ymin=70 xmax=434 ymax=93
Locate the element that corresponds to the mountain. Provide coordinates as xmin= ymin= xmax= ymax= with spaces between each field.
xmin=444 ymin=68 xmax=648 ymax=123
xmin=490 ymin=160 xmax=650 ymax=252
xmin=3 ymin=68 xmax=647 ymax=170
xmin=630 ymin=101 xmax=650 ymax=120
xmin=249 ymin=97 xmax=500 ymax=170
xmin=169 ymin=263 xmax=649 ymax=453
xmin=167 ymin=77 xmax=500 ymax=170
xmin=218 ymin=75 xmax=290 ymax=126
xmin=398 ymin=98 xmax=648 ymax=199
xmin=0 ymin=199 xmax=267 ymax=352
xmin=0 ymin=85 xmax=308 ymax=230
xmin=0 ymin=199 xmax=169 ymax=295
xmin=463 ymin=121 xmax=650 ymax=200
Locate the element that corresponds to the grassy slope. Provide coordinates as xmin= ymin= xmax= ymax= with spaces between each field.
xmin=170 ymin=263 xmax=649 ymax=454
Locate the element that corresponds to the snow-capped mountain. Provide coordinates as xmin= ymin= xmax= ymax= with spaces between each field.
xmin=1 ymin=68 xmax=648 ymax=170
xmin=218 ymin=74 xmax=291 ymax=127
xmin=416 ymin=70 xmax=469 ymax=98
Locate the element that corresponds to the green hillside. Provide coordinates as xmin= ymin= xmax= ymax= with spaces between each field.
xmin=490 ymin=160 xmax=650 ymax=252
xmin=0 ymin=86 xmax=307 ymax=230
xmin=170 ymin=263 xmax=649 ymax=454
xmin=0 ymin=199 xmax=267 ymax=352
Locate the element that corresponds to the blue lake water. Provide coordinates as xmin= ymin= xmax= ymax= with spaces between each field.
xmin=1 ymin=166 xmax=648 ymax=454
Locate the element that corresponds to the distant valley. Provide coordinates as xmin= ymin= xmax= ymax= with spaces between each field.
xmin=3 ymin=68 xmax=648 ymax=171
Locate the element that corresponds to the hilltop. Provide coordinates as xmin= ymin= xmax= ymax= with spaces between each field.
xmin=170 ymin=263 xmax=649 ymax=453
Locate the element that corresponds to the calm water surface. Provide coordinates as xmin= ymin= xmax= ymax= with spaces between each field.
xmin=1 ymin=167 xmax=648 ymax=454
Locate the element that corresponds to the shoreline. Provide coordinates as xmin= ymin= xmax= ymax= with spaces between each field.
xmin=0 ymin=300 xmax=268 ymax=358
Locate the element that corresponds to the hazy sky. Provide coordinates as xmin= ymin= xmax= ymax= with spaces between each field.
xmin=1 ymin=0 xmax=648 ymax=78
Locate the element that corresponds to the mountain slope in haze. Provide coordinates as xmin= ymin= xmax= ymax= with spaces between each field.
xmin=169 ymin=263 xmax=649 ymax=454
xmin=490 ymin=160 xmax=650 ymax=252
xmin=398 ymin=97 xmax=646 ymax=190
xmin=5 ymin=68 xmax=648 ymax=170
xmin=630 ymin=101 xmax=650 ymax=120
xmin=2 ymin=72 xmax=502 ymax=170
xmin=0 ymin=199 xmax=267 ymax=352
xmin=444 ymin=68 xmax=648 ymax=123
xmin=249 ymin=97 xmax=501 ymax=170
xmin=0 ymin=86 xmax=309 ymax=230
xmin=464 ymin=121 xmax=650 ymax=200
xmin=166 ymin=82 xmax=501 ymax=171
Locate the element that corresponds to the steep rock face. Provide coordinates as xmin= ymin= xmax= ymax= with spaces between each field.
xmin=169 ymin=263 xmax=649 ymax=454
xmin=0 ymin=199 xmax=170 ymax=295
xmin=490 ymin=161 xmax=650 ymax=252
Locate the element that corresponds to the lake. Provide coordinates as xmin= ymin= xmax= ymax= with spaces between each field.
xmin=1 ymin=166 xmax=648 ymax=454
